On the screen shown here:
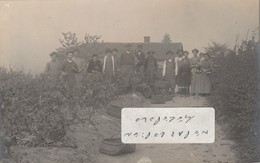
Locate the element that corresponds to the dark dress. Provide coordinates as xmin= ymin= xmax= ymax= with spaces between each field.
xmin=120 ymin=52 xmax=135 ymax=87
xmin=164 ymin=59 xmax=176 ymax=90
xmin=177 ymin=57 xmax=191 ymax=88
xmin=144 ymin=56 xmax=158 ymax=86
xmin=87 ymin=59 xmax=103 ymax=81
xmin=135 ymin=51 xmax=146 ymax=74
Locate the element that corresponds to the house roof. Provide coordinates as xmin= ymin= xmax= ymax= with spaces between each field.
xmin=57 ymin=42 xmax=183 ymax=61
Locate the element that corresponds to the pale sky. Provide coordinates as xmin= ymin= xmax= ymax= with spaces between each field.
xmin=0 ymin=0 xmax=258 ymax=73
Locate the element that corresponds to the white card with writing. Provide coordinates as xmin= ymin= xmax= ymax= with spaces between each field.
xmin=122 ymin=107 xmax=215 ymax=144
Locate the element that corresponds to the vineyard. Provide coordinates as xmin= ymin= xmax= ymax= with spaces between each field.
xmin=0 ymin=37 xmax=258 ymax=162
xmin=0 ymin=68 xmax=129 ymax=159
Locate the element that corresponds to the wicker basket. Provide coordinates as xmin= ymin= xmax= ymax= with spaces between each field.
xmin=164 ymin=95 xmax=173 ymax=101
xmin=151 ymin=95 xmax=165 ymax=104
xmin=107 ymin=104 xmax=122 ymax=119
xmin=141 ymin=86 xmax=152 ymax=98
xmin=99 ymin=138 xmax=136 ymax=156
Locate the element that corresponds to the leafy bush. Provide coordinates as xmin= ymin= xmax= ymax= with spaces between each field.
xmin=208 ymin=38 xmax=257 ymax=162
xmin=0 ymin=68 xmax=126 ymax=148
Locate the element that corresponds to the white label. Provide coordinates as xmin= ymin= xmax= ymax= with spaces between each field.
xmin=121 ymin=107 xmax=215 ymax=144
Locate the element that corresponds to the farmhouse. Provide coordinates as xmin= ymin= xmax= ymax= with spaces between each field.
xmin=57 ymin=37 xmax=183 ymax=68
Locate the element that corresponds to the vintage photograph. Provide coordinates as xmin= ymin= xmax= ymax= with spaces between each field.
xmin=0 ymin=0 xmax=259 ymax=162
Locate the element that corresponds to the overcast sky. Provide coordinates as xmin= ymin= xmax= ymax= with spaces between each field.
xmin=0 ymin=0 xmax=258 ymax=73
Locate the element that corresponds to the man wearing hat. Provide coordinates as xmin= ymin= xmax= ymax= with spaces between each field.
xmin=45 ymin=52 xmax=60 ymax=79
xmin=135 ymin=45 xmax=146 ymax=74
xmin=120 ymin=44 xmax=135 ymax=88
xmin=103 ymin=49 xmax=115 ymax=82
xmin=162 ymin=50 xmax=176 ymax=95
xmin=190 ymin=48 xmax=200 ymax=95
xmin=144 ymin=50 xmax=158 ymax=86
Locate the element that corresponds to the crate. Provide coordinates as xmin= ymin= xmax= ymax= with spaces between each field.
xmin=151 ymin=95 xmax=165 ymax=104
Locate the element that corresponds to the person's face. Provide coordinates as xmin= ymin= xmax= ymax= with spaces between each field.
xmin=184 ymin=52 xmax=189 ymax=57
xmin=178 ymin=52 xmax=183 ymax=58
xmin=74 ymin=51 xmax=80 ymax=57
xmin=137 ymin=46 xmax=142 ymax=52
xmin=204 ymin=55 xmax=209 ymax=60
xmin=112 ymin=51 xmax=117 ymax=55
xmin=107 ymin=52 xmax=112 ymax=56
xmin=93 ymin=56 xmax=98 ymax=62
xmin=126 ymin=47 xmax=131 ymax=52
xmin=67 ymin=53 xmax=73 ymax=60
xmin=51 ymin=55 xmax=57 ymax=61
xmin=193 ymin=51 xmax=198 ymax=57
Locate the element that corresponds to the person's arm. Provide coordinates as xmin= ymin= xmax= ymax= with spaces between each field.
xmin=45 ymin=62 xmax=50 ymax=74
xmin=59 ymin=61 xmax=67 ymax=75
xmin=72 ymin=62 xmax=79 ymax=73
xmin=87 ymin=61 xmax=93 ymax=73
xmin=99 ymin=61 xmax=103 ymax=72
xmin=154 ymin=58 xmax=158 ymax=70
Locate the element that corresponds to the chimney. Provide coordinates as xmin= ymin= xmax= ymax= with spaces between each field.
xmin=144 ymin=36 xmax=150 ymax=43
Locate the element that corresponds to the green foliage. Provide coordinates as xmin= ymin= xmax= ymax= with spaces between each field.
xmin=208 ymin=38 xmax=257 ymax=162
xmin=0 ymin=68 xmax=126 ymax=147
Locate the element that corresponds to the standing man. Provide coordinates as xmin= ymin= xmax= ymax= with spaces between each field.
xmin=45 ymin=52 xmax=60 ymax=87
xmin=144 ymin=51 xmax=158 ymax=87
xmin=135 ymin=45 xmax=146 ymax=75
xmin=103 ymin=49 xmax=115 ymax=82
xmin=120 ymin=44 xmax=135 ymax=89
xmin=60 ymin=52 xmax=79 ymax=91
xmin=162 ymin=51 xmax=176 ymax=95
xmin=73 ymin=49 xmax=86 ymax=87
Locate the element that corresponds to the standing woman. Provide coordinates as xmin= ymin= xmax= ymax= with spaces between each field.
xmin=197 ymin=53 xmax=213 ymax=95
xmin=144 ymin=51 xmax=158 ymax=87
xmin=103 ymin=49 xmax=115 ymax=82
xmin=177 ymin=51 xmax=191 ymax=96
xmin=190 ymin=48 xmax=200 ymax=96
xmin=87 ymin=54 xmax=103 ymax=82
xmin=60 ymin=52 xmax=79 ymax=92
xmin=162 ymin=51 xmax=176 ymax=95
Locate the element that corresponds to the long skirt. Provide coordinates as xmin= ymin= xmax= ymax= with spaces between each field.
xmin=165 ymin=74 xmax=176 ymax=90
xmin=190 ymin=72 xmax=198 ymax=94
xmin=195 ymin=73 xmax=211 ymax=94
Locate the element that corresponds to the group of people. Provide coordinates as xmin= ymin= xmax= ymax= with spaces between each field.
xmin=45 ymin=44 xmax=213 ymax=98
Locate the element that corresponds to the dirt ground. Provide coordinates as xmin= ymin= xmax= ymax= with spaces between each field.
xmin=5 ymin=95 xmax=237 ymax=163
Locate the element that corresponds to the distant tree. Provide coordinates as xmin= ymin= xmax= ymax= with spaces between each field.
xmin=162 ymin=33 xmax=172 ymax=43
xmin=84 ymin=34 xmax=102 ymax=43
xmin=57 ymin=32 xmax=83 ymax=50
xmin=204 ymin=42 xmax=231 ymax=58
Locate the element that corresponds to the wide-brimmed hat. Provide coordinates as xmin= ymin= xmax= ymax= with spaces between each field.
xmin=166 ymin=50 xmax=174 ymax=55
xmin=112 ymin=48 xmax=118 ymax=52
xmin=50 ymin=52 xmax=57 ymax=57
xmin=184 ymin=51 xmax=189 ymax=54
xmin=106 ymin=48 xmax=112 ymax=53
xmin=192 ymin=48 xmax=199 ymax=53
xmin=147 ymin=50 xmax=155 ymax=54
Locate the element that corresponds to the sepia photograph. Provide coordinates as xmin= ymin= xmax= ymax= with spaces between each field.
xmin=0 ymin=0 xmax=259 ymax=162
